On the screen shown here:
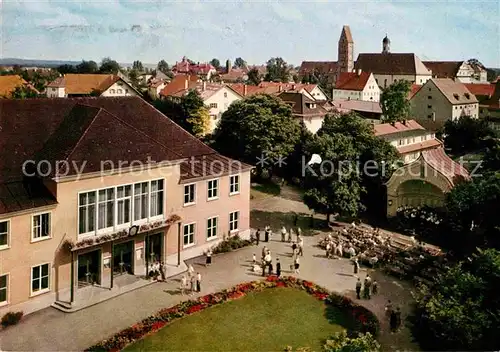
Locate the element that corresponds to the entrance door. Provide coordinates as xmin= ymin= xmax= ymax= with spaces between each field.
xmin=113 ymin=240 xmax=134 ymax=276
xmin=145 ymin=233 xmax=163 ymax=271
xmin=78 ymin=250 xmax=101 ymax=286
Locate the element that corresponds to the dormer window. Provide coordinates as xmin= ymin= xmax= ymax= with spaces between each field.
xmin=464 ymin=93 xmax=470 ymax=99
xmin=453 ymin=93 xmax=459 ymax=100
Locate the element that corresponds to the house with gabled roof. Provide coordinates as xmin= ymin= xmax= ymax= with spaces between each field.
xmin=46 ymin=74 xmax=139 ymax=98
xmin=0 ymin=75 xmax=39 ymax=98
xmin=423 ymin=60 xmax=487 ymax=84
xmin=278 ymin=91 xmax=329 ymax=133
xmin=332 ymin=70 xmax=381 ymax=102
xmin=0 ymin=96 xmax=252 ymax=315
xmin=411 ymin=78 xmax=479 ymax=130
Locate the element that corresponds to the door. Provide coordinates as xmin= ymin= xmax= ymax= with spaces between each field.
xmin=77 ymin=250 xmax=101 ymax=286
xmin=145 ymin=233 xmax=163 ymax=273
xmin=113 ymin=240 xmax=134 ymax=275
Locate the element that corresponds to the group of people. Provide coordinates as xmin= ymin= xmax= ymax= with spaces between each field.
xmin=324 ymin=233 xmax=356 ymax=260
xmin=253 ymin=226 xmax=273 ymax=244
xmin=355 ymin=274 xmax=378 ymax=299
xmin=253 ymin=246 xmax=283 ymax=277
xmin=148 ymin=261 xmax=166 ymax=281
xmin=179 ymin=264 xmax=202 ymax=295
xmin=385 ymin=300 xmax=403 ymax=333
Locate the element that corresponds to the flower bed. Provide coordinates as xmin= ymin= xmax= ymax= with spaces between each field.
xmin=86 ymin=277 xmax=379 ymax=352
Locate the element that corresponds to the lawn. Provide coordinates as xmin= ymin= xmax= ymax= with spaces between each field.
xmin=125 ymin=288 xmax=348 ymax=351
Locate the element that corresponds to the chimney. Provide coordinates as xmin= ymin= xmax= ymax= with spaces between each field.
xmin=357 ymin=69 xmax=362 ymax=76
xmin=278 ymin=85 xmax=282 ymax=93
xmin=292 ymin=84 xmax=296 ymax=90
xmin=243 ymin=84 xmax=247 ymax=96
xmin=202 ymin=81 xmax=207 ymax=91
xmin=184 ymin=77 xmax=188 ymax=90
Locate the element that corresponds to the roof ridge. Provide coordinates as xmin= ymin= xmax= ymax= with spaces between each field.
xmin=64 ymin=105 xmax=103 ymax=163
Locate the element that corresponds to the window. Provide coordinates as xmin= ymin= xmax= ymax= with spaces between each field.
xmin=183 ymin=223 xmax=195 ymax=247
xmin=229 ymin=211 xmax=239 ymax=232
xmin=117 ymin=89 xmax=123 ymax=94
xmin=133 ymin=183 xmax=148 ymax=221
xmin=184 ymin=184 xmax=196 ymax=205
xmin=110 ymin=89 xmax=115 ymax=94
xmin=116 ymin=185 xmax=132 ymax=225
xmin=0 ymin=220 xmax=9 ymax=249
xmin=224 ymin=92 xmax=227 ymax=98
xmin=31 ymin=263 xmax=49 ymax=294
xmin=207 ymin=179 xmax=219 ymax=200
xmin=398 ymin=139 xmax=403 ymax=146
xmin=207 ymin=217 xmax=218 ymax=239
xmin=32 ymin=213 xmax=50 ymax=240
xmin=51 ymin=88 xmax=56 ymax=92
xmin=0 ymin=274 xmax=7 ymax=304
xmin=98 ymin=188 xmax=115 ymax=229
xmin=428 ymin=96 xmax=432 ymax=99
xmin=230 ymin=175 xmax=240 ymax=195
xmin=455 ymin=106 xmax=458 ymax=110
xmin=79 ymin=192 xmax=96 ymax=234
xmin=150 ymin=180 xmax=164 ymax=217
xmin=209 ymin=103 xmax=218 ymax=109
xmin=125 ymin=89 xmax=129 ymax=93
xmin=427 ymin=105 xmax=432 ymax=109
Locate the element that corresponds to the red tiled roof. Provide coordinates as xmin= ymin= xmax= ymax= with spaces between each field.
xmin=335 ymin=72 xmax=371 ymax=91
xmin=355 ymin=53 xmax=431 ymax=75
xmin=397 ymin=139 xmax=442 ymax=154
xmin=159 ymin=75 xmax=198 ymax=97
xmin=408 ymin=84 xmax=422 ymax=99
xmin=299 ymin=61 xmax=338 ymax=76
xmin=172 ymin=57 xmax=215 ymax=75
xmin=374 ymin=120 xmax=425 ymax=136
xmin=463 ymin=83 xmax=495 ymax=98
xmin=422 ymin=147 xmax=470 ymax=185
xmin=46 ymin=74 xmax=123 ymax=95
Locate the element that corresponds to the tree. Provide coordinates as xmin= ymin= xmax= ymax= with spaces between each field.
xmin=209 ymin=58 xmax=220 ymax=69
xmin=380 ymin=80 xmax=411 ymax=124
xmin=265 ymin=57 xmax=290 ymax=82
xmin=234 ymin=57 xmax=246 ymax=69
xmin=132 ymin=60 xmax=144 ymax=72
xmin=413 ymin=248 xmax=500 ymax=351
xmin=56 ymin=64 xmax=76 ymax=74
xmin=128 ymin=69 xmax=139 ymax=87
xmin=157 ymin=60 xmax=169 ymax=74
xmin=482 ymin=139 xmax=500 ymax=172
xmin=323 ymin=331 xmax=380 ymax=352
xmin=99 ymin=57 xmax=121 ymax=74
xmin=301 ymin=69 xmax=333 ymax=100
xmin=213 ymin=94 xmax=301 ymax=176
xmin=443 ymin=116 xmax=495 ymax=155
xmin=76 ymin=60 xmax=98 ymax=74
xmin=10 ymin=84 xmax=39 ymax=99
xmin=246 ymin=67 xmax=261 ymax=86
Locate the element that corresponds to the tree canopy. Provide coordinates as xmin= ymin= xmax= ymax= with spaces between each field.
xmin=443 ymin=116 xmax=495 ymax=155
xmin=380 ymin=80 xmax=411 ymax=124
xmin=10 ymin=84 xmax=39 ymax=99
xmin=132 ymin=60 xmax=144 ymax=72
xmin=56 ymin=64 xmax=76 ymax=74
xmin=413 ymin=248 xmax=500 ymax=351
xmin=234 ymin=57 xmax=246 ymax=69
xmin=209 ymin=58 xmax=220 ymax=69
xmin=76 ymin=60 xmax=98 ymax=74
xmin=265 ymin=57 xmax=291 ymax=82
xmin=212 ymin=94 xmax=301 ymax=175
xmin=246 ymin=68 xmax=261 ymax=86
xmin=157 ymin=60 xmax=169 ymax=74
xmin=99 ymin=57 xmax=121 ymax=74
xmin=323 ymin=331 xmax=380 ymax=352
xmin=301 ymin=69 xmax=333 ymax=100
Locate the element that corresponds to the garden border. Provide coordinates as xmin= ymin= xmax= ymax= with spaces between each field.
xmin=86 ymin=276 xmax=380 ymax=352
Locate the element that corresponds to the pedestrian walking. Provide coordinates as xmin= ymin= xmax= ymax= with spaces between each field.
xmin=252 ymin=253 xmax=256 ymax=264
xmin=180 ymin=275 xmax=187 ymax=295
xmin=281 ymin=226 xmax=286 ymax=242
xmin=288 ymin=228 xmax=293 ymax=243
xmin=298 ymin=236 xmax=304 ymax=256
xmin=291 ymin=241 xmax=297 ymax=257
xmin=190 ymin=275 xmax=196 ymax=295
xmin=276 ymin=258 xmax=281 ymax=277
xmin=390 ymin=309 xmax=398 ymax=333
xmin=256 ymin=228 xmax=260 ymax=245
xmin=353 ymin=258 xmax=359 ymax=275
xmin=326 ymin=242 xmax=331 ymax=259
xmin=355 ymin=278 xmax=362 ymax=299
xmin=294 ymin=256 xmax=300 ymax=274
xmin=395 ymin=307 xmax=402 ymax=331
xmin=188 ymin=264 xmax=194 ymax=278
xmin=159 ymin=261 xmax=166 ymax=281
xmin=293 ymin=213 xmax=298 ymax=227
xmin=385 ymin=300 xmax=393 ymax=319
xmin=261 ymin=260 xmax=266 ymax=277
xmin=205 ymin=249 xmax=212 ymax=267
xmin=264 ymin=226 xmax=269 ymax=242
xmin=196 ymin=272 xmax=201 ymax=292
xmin=337 ymin=242 xmax=343 ymax=258
xmin=268 ymin=261 xmax=273 ymax=275
xmin=372 ymin=280 xmax=378 ymax=295
xmin=364 ymin=274 xmax=372 ymax=299
xmin=261 ymin=246 xmax=267 ymax=260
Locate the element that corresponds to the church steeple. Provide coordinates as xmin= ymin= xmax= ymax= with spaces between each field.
xmin=337 ymin=25 xmax=354 ymax=78
xmin=382 ymin=34 xmax=391 ymax=54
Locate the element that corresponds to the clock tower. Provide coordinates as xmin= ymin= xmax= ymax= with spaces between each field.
xmin=337 ymin=25 xmax=354 ymax=79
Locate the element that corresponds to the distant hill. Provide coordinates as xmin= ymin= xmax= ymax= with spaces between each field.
xmin=0 ymin=58 xmax=157 ymax=69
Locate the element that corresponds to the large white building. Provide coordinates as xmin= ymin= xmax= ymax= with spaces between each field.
xmin=423 ymin=61 xmax=488 ymax=84
xmin=332 ymin=70 xmax=381 ymax=102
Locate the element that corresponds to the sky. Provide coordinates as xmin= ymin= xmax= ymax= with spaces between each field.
xmin=1 ymin=0 xmax=499 ymax=67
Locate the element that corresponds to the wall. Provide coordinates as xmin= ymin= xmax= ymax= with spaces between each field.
xmin=308 ymin=86 xmax=328 ymax=101
xmin=101 ymin=81 xmax=139 ymax=97
xmin=205 ymin=87 xmax=242 ymax=133
xmin=300 ymin=116 xmax=325 ymax=134
xmin=0 ymin=163 xmax=251 ymax=315
xmin=411 ymin=80 xmax=452 ymax=128
xmin=361 ymin=74 xmax=381 ymax=102
xmin=332 ymin=89 xmax=362 ymax=101
xmin=46 ymin=87 xmax=65 ymax=98
xmin=373 ymin=74 xmax=431 ymax=88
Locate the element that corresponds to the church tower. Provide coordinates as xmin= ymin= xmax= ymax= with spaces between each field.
xmin=382 ymin=34 xmax=391 ymax=54
xmin=337 ymin=25 xmax=354 ymax=75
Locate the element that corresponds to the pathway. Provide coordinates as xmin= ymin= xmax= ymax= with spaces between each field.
xmin=0 ymin=234 xmax=418 ymax=351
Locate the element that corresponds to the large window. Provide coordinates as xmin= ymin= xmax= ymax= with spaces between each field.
xmin=79 ymin=192 xmax=96 ymax=234
xmin=98 ymin=188 xmax=115 ymax=230
xmin=32 ymin=213 xmax=50 ymax=240
xmin=116 ymin=185 xmax=132 ymax=225
xmin=207 ymin=179 xmax=219 ymax=200
xmin=184 ymin=184 xmax=196 ymax=205
xmin=31 ymin=264 xmax=49 ymax=294
xmin=207 ymin=217 xmax=218 ymax=239
xmin=183 ymin=223 xmax=195 ymax=247
xmin=229 ymin=175 xmax=240 ymax=195
xmin=78 ymin=179 xmax=164 ymax=236
xmin=229 ymin=211 xmax=239 ymax=232
xmin=134 ymin=182 xmax=149 ymax=221
xmin=150 ymin=180 xmax=164 ymax=217
xmin=0 ymin=220 xmax=9 ymax=249
xmin=0 ymin=274 xmax=7 ymax=304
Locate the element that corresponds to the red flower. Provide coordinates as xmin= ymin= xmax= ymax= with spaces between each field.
xmin=201 ymin=294 xmax=213 ymax=303
xmin=266 ymin=275 xmax=278 ymax=282
xmin=228 ymin=291 xmax=245 ymax=300
xmin=151 ymin=321 xmax=166 ymax=331
xmin=276 ymin=281 xmax=286 ymax=287
xmin=186 ymin=304 xmax=205 ymax=314
xmin=358 ymin=314 xmax=367 ymax=323
xmin=313 ymin=292 xmax=329 ymax=300
xmin=303 ymin=280 xmax=313 ymax=287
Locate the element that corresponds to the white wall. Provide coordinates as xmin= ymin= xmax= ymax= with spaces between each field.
xmin=361 ymin=74 xmax=381 ymax=102
xmin=451 ymin=103 xmax=479 ymax=120
xmin=307 ymin=86 xmax=329 ymax=101
xmin=101 ymin=81 xmax=139 ymax=97
xmin=205 ymin=87 xmax=242 ymax=133
xmin=332 ymin=89 xmax=362 ymax=100
xmin=46 ymin=87 xmax=65 ymax=98
xmin=374 ymin=74 xmax=432 ymax=88
xmin=301 ymin=116 xmax=324 ymax=134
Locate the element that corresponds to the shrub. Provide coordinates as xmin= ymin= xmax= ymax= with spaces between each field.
xmin=212 ymin=235 xmax=252 ymax=254
xmin=1 ymin=311 xmax=23 ymax=327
